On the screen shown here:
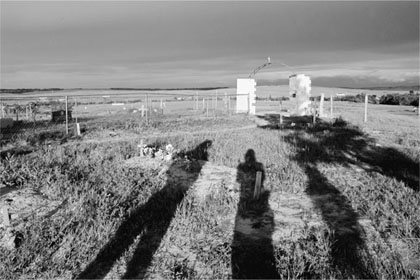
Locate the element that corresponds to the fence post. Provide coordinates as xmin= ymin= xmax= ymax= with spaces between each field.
xmin=418 ymin=96 xmax=420 ymax=117
xmin=213 ymin=95 xmax=216 ymax=118
xmin=206 ymin=98 xmax=209 ymax=117
xmin=319 ymin=93 xmax=324 ymax=117
xmin=279 ymin=101 xmax=283 ymax=125
xmin=65 ymin=95 xmax=69 ymax=134
xmin=364 ymin=94 xmax=368 ymax=123
xmin=228 ymin=96 xmax=231 ymax=116
xmin=248 ymin=93 xmax=251 ymax=115
xmin=146 ymin=94 xmax=149 ymax=124
xmin=330 ymin=95 xmax=333 ymax=118
xmin=225 ymin=92 xmax=228 ymax=114
xmin=75 ymin=98 xmax=81 ymax=136
xmin=196 ymin=92 xmax=198 ymax=110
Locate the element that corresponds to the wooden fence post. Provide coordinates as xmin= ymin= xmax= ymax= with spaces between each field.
xmin=330 ymin=95 xmax=333 ymax=118
xmin=364 ymin=94 xmax=368 ymax=123
xmin=228 ymin=96 xmax=231 ymax=116
xmin=279 ymin=101 xmax=283 ymax=125
xmin=195 ymin=92 xmax=198 ymax=110
xmin=75 ymin=98 xmax=81 ymax=136
xmin=319 ymin=93 xmax=324 ymax=117
xmin=65 ymin=96 xmax=69 ymax=134
xmin=146 ymin=94 xmax=149 ymax=124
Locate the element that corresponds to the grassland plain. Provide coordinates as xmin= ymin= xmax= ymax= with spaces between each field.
xmin=0 ymin=103 xmax=419 ymax=279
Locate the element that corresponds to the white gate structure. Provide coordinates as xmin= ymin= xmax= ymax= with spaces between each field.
xmin=236 ymin=78 xmax=256 ymax=115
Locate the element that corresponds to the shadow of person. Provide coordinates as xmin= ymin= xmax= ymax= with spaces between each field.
xmin=77 ymin=140 xmax=212 ymax=279
xmin=231 ymin=149 xmax=279 ymax=279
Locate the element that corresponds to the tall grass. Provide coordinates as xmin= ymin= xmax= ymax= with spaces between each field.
xmin=0 ymin=112 xmax=419 ymax=279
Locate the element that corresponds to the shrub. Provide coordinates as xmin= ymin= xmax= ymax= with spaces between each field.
xmin=379 ymin=93 xmax=419 ymax=106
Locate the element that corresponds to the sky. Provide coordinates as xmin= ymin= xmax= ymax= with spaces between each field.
xmin=1 ymin=1 xmax=419 ymax=89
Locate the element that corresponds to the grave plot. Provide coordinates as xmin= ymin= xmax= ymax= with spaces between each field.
xmin=0 ymin=188 xmax=64 ymax=250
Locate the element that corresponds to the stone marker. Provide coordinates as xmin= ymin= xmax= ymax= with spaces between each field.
xmin=2 ymin=206 xmax=10 ymax=227
xmin=254 ymin=171 xmax=263 ymax=199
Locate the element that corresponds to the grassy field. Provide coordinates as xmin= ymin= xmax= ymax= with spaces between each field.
xmin=1 ymin=85 xmax=413 ymax=99
xmin=0 ymin=101 xmax=419 ymax=279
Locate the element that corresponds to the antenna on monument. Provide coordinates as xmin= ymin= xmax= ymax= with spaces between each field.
xmin=248 ymin=57 xmax=272 ymax=78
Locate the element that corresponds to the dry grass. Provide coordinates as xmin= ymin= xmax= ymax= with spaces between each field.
xmin=0 ymin=102 xmax=419 ymax=279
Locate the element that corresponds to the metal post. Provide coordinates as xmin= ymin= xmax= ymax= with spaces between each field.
xmin=364 ymin=94 xmax=368 ymax=123
xmin=65 ymin=95 xmax=69 ymax=134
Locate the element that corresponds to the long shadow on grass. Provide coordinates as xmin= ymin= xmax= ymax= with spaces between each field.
xmin=258 ymin=115 xmax=419 ymax=192
xmin=77 ymin=140 xmax=212 ymax=279
xmin=231 ymin=149 xmax=279 ymax=279
xmin=258 ymin=115 xmax=419 ymax=277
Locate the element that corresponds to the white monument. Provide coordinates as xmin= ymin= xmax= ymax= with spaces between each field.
xmin=289 ymin=74 xmax=312 ymax=116
xmin=236 ymin=78 xmax=256 ymax=114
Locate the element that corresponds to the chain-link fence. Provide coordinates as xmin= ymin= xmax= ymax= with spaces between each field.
xmin=1 ymin=92 xmax=250 ymax=146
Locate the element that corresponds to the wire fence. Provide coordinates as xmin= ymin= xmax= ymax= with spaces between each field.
xmin=0 ymin=92 xmax=251 ymax=146
xmin=4 ymin=90 xmax=413 ymax=148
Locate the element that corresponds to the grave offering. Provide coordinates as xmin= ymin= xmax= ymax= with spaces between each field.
xmin=289 ymin=74 xmax=312 ymax=116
